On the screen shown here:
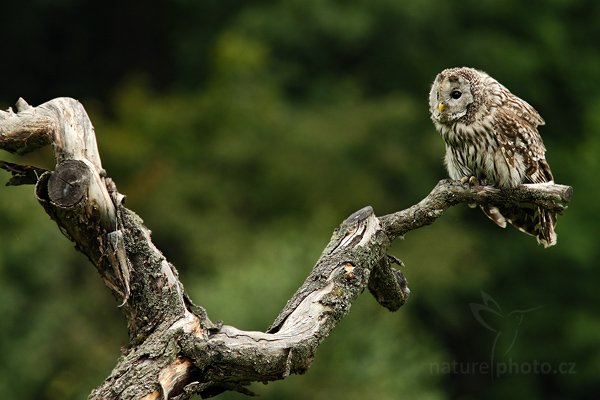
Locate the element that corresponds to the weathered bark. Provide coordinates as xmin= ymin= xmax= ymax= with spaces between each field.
xmin=0 ymin=98 xmax=572 ymax=399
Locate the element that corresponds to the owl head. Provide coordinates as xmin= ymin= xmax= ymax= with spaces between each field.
xmin=429 ymin=67 xmax=483 ymax=124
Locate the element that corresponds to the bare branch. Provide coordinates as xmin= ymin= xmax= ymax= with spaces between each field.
xmin=0 ymin=98 xmax=187 ymax=338
xmin=0 ymin=99 xmax=573 ymax=399
xmin=380 ymin=179 xmax=572 ymax=240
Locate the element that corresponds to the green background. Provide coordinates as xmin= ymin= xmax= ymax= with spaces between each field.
xmin=0 ymin=0 xmax=598 ymax=399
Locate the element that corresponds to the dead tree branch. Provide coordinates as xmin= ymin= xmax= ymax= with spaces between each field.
xmin=0 ymin=98 xmax=572 ymax=399
xmin=380 ymin=179 xmax=572 ymax=241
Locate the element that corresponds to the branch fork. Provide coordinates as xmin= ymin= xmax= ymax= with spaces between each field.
xmin=0 ymin=98 xmax=572 ymax=399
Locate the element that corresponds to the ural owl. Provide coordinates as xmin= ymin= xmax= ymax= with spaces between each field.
xmin=429 ymin=67 xmax=557 ymax=247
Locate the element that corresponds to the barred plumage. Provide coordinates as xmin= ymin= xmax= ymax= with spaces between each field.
xmin=429 ymin=67 xmax=557 ymax=247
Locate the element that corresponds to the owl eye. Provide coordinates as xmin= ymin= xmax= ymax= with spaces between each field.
xmin=450 ymin=90 xmax=462 ymax=99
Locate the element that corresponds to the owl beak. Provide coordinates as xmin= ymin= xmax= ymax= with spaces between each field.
xmin=437 ymin=102 xmax=446 ymax=113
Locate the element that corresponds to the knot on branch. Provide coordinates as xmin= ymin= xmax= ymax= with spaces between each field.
xmin=47 ymin=159 xmax=90 ymax=207
xmin=368 ymin=256 xmax=410 ymax=311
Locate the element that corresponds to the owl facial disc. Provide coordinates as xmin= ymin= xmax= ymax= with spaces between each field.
xmin=430 ymin=74 xmax=474 ymax=123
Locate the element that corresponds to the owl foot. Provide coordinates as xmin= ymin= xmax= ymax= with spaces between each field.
xmin=460 ymin=176 xmax=481 ymax=208
xmin=460 ymin=176 xmax=481 ymax=186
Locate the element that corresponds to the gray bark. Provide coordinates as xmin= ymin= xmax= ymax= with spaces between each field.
xmin=0 ymin=98 xmax=572 ymax=399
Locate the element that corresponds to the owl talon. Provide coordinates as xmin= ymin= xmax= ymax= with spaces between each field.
xmin=459 ymin=176 xmax=480 ymax=186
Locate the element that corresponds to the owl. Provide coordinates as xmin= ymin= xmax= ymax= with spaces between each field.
xmin=429 ymin=67 xmax=557 ymax=247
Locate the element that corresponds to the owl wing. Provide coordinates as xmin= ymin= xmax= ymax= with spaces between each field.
xmin=492 ymin=87 xmax=553 ymax=184
xmin=489 ymin=87 xmax=557 ymax=247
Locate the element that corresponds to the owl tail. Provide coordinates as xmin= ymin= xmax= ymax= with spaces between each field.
xmin=481 ymin=205 xmax=557 ymax=248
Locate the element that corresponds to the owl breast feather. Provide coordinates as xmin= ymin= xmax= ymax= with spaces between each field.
xmin=437 ymin=120 xmax=526 ymax=188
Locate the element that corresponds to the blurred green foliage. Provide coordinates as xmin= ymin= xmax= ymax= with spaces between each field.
xmin=1 ymin=0 xmax=599 ymax=399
